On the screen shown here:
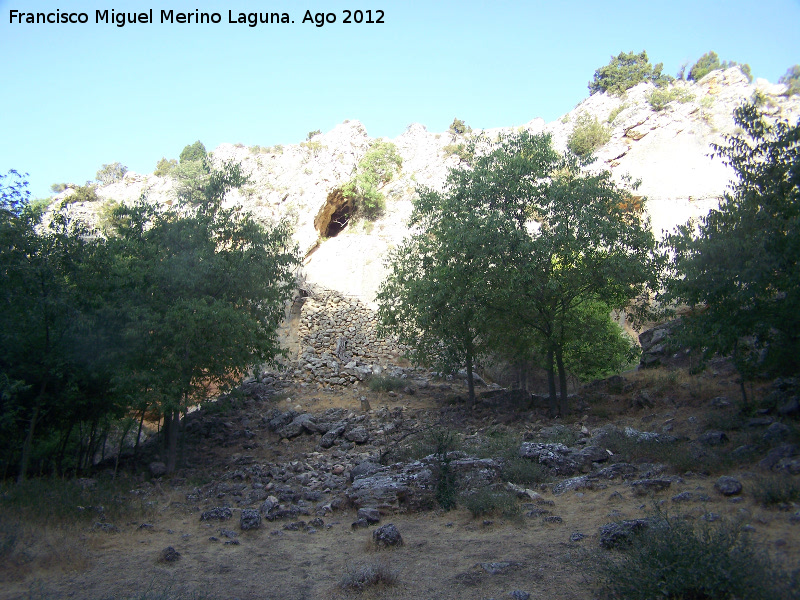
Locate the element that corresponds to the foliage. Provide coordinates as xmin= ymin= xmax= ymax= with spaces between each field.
xmin=646 ymin=86 xmax=695 ymax=111
xmin=752 ymin=476 xmax=800 ymax=506
xmin=663 ymin=103 xmax=800 ymax=378
xmin=65 ymin=184 xmax=99 ymax=204
xmin=154 ymin=157 xmax=177 ymax=177
xmin=339 ymin=560 xmax=399 ymax=591
xmin=429 ymin=428 xmax=459 ymax=510
xmin=567 ymin=113 xmax=611 ymax=157
xmin=779 ymin=64 xmax=800 ymax=96
xmin=341 ymin=140 xmax=402 ymax=219
xmin=689 ymin=51 xmax=752 ymax=82
xmin=367 ymin=374 xmax=405 ymax=392
xmin=588 ymin=50 xmax=673 ymax=96
xmin=50 ymin=183 xmax=68 ymax=193
xmin=179 ymin=140 xmax=207 ymax=164
xmin=448 ymin=118 xmax=472 ymax=136
xmin=299 ymin=139 xmax=325 ymax=158
xmin=442 ymin=142 xmax=473 ymax=162
xmin=96 ymin=162 xmax=128 ymax=185
xmin=379 ymin=131 xmax=659 ymax=412
xmin=461 ymin=487 xmax=518 ymax=518
xmin=306 ymin=129 xmax=321 ymax=140
xmin=607 ymin=104 xmax=627 ymax=124
xmin=597 ymin=513 xmax=796 ymax=600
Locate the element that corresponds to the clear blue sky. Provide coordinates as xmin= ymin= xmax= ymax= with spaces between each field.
xmin=2 ymin=0 xmax=799 ymax=198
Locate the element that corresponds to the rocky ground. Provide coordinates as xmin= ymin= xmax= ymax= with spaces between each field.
xmin=2 ymin=365 xmax=799 ymax=600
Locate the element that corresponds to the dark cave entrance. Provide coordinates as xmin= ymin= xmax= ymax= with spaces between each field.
xmin=314 ymin=189 xmax=354 ymax=238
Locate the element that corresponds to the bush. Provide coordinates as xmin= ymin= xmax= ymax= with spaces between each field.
xmin=689 ymin=51 xmax=752 ymax=83
xmin=597 ymin=513 xmax=796 ymax=600
xmin=65 ymin=184 xmax=99 ymax=204
xmin=339 ymin=560 xmax=399 ymax=591
xmin=179 ymin=140 xmax=207 ymax=164
xmin=448 ymin=117 xmax=472 ymax=136
xmin=341 ymin=140 xmax=402 ymax=219
xmin=501 ymin=457 xmax=549 ymax=486
xmin=567 ymin=113 xmax=611 ymax=157
xmin=50 ymin=182 xmax=68 ymax=193
xmin=299 ymin=139 xmax=325 ymax=158
xmin=606 ymin=103 xmax=627 ymax=124
xmin=461 ymin=487 xmax=518 ymax=518
xmin=442 ymin=142 xmax=473 ymax=162
xmin=154 ymin=157 xmax=177 ymax=177
xmin=752 ymin=476 xmax=800 ymax=506
xmin=646 ymin=86 xmax=695 ymax=111
xmin=779 ymin=64 xmax=800 ymax=96
xmin=367 ymin=374 xmax=405 ymax=392
xmin=589 ymin=50 xmax=673 ymax=96
xmin=96 ymin=162 xmax=128 ymax=185
xmin=306 ymin=129 xmax=321 ymax=140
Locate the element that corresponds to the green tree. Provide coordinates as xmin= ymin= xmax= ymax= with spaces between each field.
xmin=589 ymin=50 xmax=672 ymax=96
xmin=567 ymin=112 xmax=611 ymax=157
xmin=448 ymin=118 xmax=472 ymax=136
xmin=779 ymin=64 xmax=800 ymax=96
xmin=154 ymin=157 xmax=177 ymax=177
xmin=689 ymin=51 xmax=752 ymax=83
xmin=664 ymin=103 xmax=800 ymax=386
xmin=96 ymin=162 xmax=128 ymax=185
xmin=341 ymin=140 xmax=402 ymax=219
xmin=109 ymin=162 xmax=300 ymax=472
xmin=179 ymin=140 xmax=207 ymax=164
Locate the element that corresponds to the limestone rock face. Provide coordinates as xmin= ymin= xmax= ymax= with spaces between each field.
xmin=61 ymin=67 xmax=798 ymax=305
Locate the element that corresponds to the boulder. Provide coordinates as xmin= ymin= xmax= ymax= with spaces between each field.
xmin=714 ymin=476 xmax=743 ymax=496
xmin=240 ymin=508 xmax=262 ymax=530
xmin=372 ymin=523 xmax=403 ymax=548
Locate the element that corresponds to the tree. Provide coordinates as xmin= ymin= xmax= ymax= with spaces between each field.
xmin=179 ymin=140 xmax=207 ymax=164
xmin=154 ymin=157 xmax=177 ymax=177
xmin=779 ymin=65 xmax=800 ymax=96
xmin=378 ymin=132 xmax=659 ymax=413
xmin=589 ymin=50 xmax=672 ymax=96
xmin=688 ymin=51 xmax=752 ymax=83
xmin=448 ymin=118 xmax=472 ymax=136
xmin=664 ymin=103 xmax=800 ymax=385
xmin=341 ymin=140 xmax=402 ymax=219
xmin=109 ymin=162 xmax=300 ymax=472
xmin=96 ymin=162 xmax=128 ymax=185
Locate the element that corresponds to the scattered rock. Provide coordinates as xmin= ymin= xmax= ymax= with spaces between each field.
xmin=345 ymin=426 xmax=369 ymax=444
xmin=630 ymin=479 xmax=672 ymax=496
xmin=357 ymin=507 xmax=381 ymax=524
xmin=240 ymin=508 xmax=262 ymax=530
xmin=714 ymin=476 xmax=743 ymax=496
xmin=159 ymin=546 xmax=180 ymax=563
xmin=697 ymin=430 xmax=728 ymax=446
xmin=201 ymin=507 xmax=233 ymax=522
xmin=372 ymin=523 xmax=403 ymax=548
xmin=509 ymin=591 xmax=530 ymax=600
xmin=599 ymin=519 xmax=650 ymax=549
xmin=763 ymin=422 xmax=792 ymax=443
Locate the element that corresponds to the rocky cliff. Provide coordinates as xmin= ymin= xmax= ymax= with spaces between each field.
xmin=61 ymin=66 xmax=799 ymax=305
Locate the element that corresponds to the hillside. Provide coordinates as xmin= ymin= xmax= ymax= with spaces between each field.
xmin=58 ymin=66 xmax=800 ymax=305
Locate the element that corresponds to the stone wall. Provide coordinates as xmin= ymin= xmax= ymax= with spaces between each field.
xmin=293 ymin=287 xmax=406 ymax=386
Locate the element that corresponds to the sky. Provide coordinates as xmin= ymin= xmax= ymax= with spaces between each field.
xmin=1 ymin=0 xmax=799 ymax=199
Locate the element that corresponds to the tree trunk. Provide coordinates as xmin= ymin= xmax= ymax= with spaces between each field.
xmin=165 ymin=409 xmax=179 ymax=474
xmin=546 ymin=348 xmax=558 ymax=417
xmin=555 ymin=347 xmax=569 ymax=416
xmin=133 ymin=408 xmax=146 ymax=461
xmin=17 ymin=406 xmax=39 ymax=483
xmin=465 ymin=353 xmax=476 ymax=406
xmin=56 ymin=421 xmax=75 ymax=476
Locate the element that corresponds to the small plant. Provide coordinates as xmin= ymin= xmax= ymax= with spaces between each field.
xmin=307 ymin=129 xmax=321 ymax=140
xmin=646 ymin=86 xmax=695 ymax=111
xmin=339 ymin=559 xmax=399 ymax=592
xmin=567 ymin=112 xmax=610 ymax=157
xmin=448 ymin=117 xmax=472 ymax=136
xmin=752 ymin=475 xmax=800 ymax=507
xmin=461 ymin=487 xmax=518 ymax=518
xmin=300 ymin=140 xmax=325 ymax=158
xmin=429 ymin=428 xmax=460 ymax=510
xmin=96 ymin=162 xmax=128 ymax=185
xmin=501 ymin=457 xmax=549 ymax=486
xmin=442 ymin=142 xmax=473 ymax=162
xmin=154 ymin=157 xmax=177 ymax=177
xmin=50 ymin=182 xmax=68 ymax=193
xmin=368 ymin=374 xmax=405 ymax=392
xmin=779 ymin=64 xmax=800 ymax=96
xmin=596 ymin=512 xmax=796 ymax=600
xmin=341 ymin=140 xmax=402 ymax=219
xmin=65 ymin=184 xmax=99 ymax=204
xmin=607 ymin=103 xmax=627 ymax=123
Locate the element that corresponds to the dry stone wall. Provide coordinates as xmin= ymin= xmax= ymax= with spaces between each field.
xmin=294 ymin=287 xmax=407 ymax=386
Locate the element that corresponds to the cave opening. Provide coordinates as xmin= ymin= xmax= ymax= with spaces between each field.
xmin=314 ymin=189 xmax=354 ymax=238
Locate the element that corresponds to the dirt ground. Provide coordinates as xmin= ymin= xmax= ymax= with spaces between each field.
xmin=2 ymin=371 xmax=799 ymax=600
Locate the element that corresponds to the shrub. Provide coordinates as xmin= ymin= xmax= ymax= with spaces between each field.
xmin=607 ymin=103 xmax=627 ymax=124
xmin=689 ymin=51 xmax=752 ymax=83
xmin=501 ymin=457 xmax=549 ymax=485
xmin=752 ymin=476 xmax=800 ymax=507
xmin=597 ymin=513 xmax=795 ymax=600
xmin=306 ymin=129 xmax=321 ymax=140
xmin=588 ymin=50 xmax=673 ymax=96
xmin=50 ymin=182 xmax=68 ymax=193
xmin=299 ymin=140 xmax=325 ymax=158
xmin=179 ymin=140 xmax=207 ymax=163
xmin=567 ymin=113 xmax=610 ymax=157
xmin=65 ymin=184 xmax=99 ymax=204
xmin=339 ymin=560 xmax=399 ymax=591
xmin=442 ymin=142 xmax=473 ymax=162
xmin=461 ymin=487 xmax=518 ymax=518
xmin=367 ymin=374 xmax=405 ymax=392
xmin=341 ymin=140 xmax=402 ymax=219
xmin=646 ymin=86 xmax=695 ymax=111
xmin=96 ymin=162 xmax=128 ymax=185
xmin=779 ymin=64 xmax=800 ymax=96
xmin=448 ymin=117 xmax=472 ymax=136
xmin=154 ymin=157 xmax=177 ymax=177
